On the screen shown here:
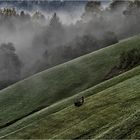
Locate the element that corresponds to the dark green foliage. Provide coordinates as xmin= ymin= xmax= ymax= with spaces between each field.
xmin=32 ymin=32 xmax=118 ymax=75
xmin=123 ymin=0 xmax=140 ymax=16
xmin=40 ymin=33 xmax=118 ymax=73
xmin=110 ymin=0 xmax=129 ymax=11
xmin=40 ymin=34 xmax=100 ymax=69
xmin=105 ymin=48 xmax=140 ymax=80
xmin=85 ymin=1 xmax=102 ymax=13
xmin=43 ymin=13 xmax=64 ymax=47
xmin=69 ymin=34 xmax=99 ymax=57
xmin=119 ymin=48 xmax=140 ymax=69
xmin=49 ymin=13 xmax=61 ymax=28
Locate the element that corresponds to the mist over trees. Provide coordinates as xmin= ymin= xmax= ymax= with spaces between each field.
xmin=1 ymin=0 xmax=140 ymax=89
xmin=0 ymin=43 xmax=22 ymax=89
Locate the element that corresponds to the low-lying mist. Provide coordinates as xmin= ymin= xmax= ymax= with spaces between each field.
xmin=0 ymin=0 xmax=140 ymax=89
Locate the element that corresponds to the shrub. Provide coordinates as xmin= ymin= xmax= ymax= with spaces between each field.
xmin=118 ymin=48 xmax=140 ymax=69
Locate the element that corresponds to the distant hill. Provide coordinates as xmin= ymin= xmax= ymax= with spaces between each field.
xmin=0 ymin=0 xmax=87 ymax=11
xmin=0 ymin=0 xmax=110 ymax=12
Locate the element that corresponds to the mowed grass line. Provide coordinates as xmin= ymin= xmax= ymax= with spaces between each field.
xmin=4 ymin=72 xmax=140 ymax=139
xmin=124 ymin=123 xmax=140 ymax=139
xmin=95 ymin=110 xmax=140 ymax=139
xmin=1 ymin=65 xmax=140 ymax=138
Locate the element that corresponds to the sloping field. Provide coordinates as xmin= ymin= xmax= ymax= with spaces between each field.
xmin=2 ymin=65 xmax=140 ymax=139
xmin=0 ymin=64 xmax=140 ymax=138
xmin=0 ymin=35 xmax=140 ymax=138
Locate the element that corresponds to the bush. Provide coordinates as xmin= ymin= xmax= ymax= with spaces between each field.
xmin=119 ymin=48 xmax=140 ymax=69
xmin=105 ymin=48 xmax=140 ymax=80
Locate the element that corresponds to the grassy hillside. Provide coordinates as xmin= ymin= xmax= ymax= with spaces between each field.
xmin=2 ymin=65 xmax=140 ymax=139
xmin=0 ymin=64 xmax=140 ymax=138
xmin=0 ymin=35 xmax=140 ymax=138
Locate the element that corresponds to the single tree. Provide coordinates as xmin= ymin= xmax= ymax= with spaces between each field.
xmin=0 ymin=43 xmax=22 ymax=89
xmin=85 ymin=1 xmax=102 ymax=13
